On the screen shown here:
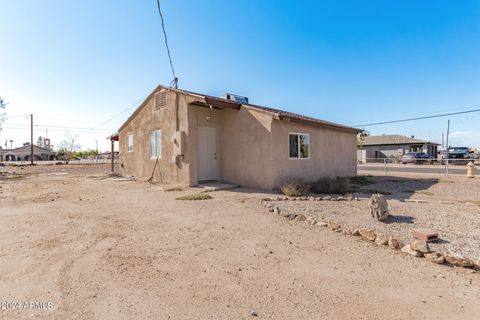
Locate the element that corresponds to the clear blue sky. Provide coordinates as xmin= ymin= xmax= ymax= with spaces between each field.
xmin=1 ymin=0 xmax=479 ymax=151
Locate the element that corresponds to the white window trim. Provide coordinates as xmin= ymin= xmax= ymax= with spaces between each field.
xmin=127 ymin=134 xmax=133 ymax=153
xmin=288 ymin=132 xmax=310 ymax=160
xmin=149 ymin=130 xmax=162 ymax=159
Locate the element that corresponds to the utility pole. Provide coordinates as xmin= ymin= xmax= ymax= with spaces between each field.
xmin=95 ymin=140 xmax=98 ymax=163
xmin=445 ymin=120 xmax=450 ymax=176
xmin=30 ymin=114 xmax=34 ymax=165
xmin=9 ymin=140 xmax=13 ymax=149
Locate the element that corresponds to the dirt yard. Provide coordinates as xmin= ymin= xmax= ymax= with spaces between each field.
xmin=1 ymin=165 xmax=479 ymax=319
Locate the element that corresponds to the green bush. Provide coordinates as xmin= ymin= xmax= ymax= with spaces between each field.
xmin=310 ymin=177 xmax=352 ymax=194
xmin=280 ymin=180 xmax=309 ymax=197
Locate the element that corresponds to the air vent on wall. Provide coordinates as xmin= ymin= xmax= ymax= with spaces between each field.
xmin=155 ymin=91 xmax=167 ymax=109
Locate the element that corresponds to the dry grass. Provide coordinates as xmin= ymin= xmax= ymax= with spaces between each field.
xmin=176 ymin=193 xmax=212 ymax=201
xmin=361 ymin=188 xmax=392 ymax=195
xmin=415 ymin=190 xmax=435 ymax=196
xmin=165 ymin=187 xmax=184 ymax=192
xmin=280 ymin=180 xmax=309 ymax=197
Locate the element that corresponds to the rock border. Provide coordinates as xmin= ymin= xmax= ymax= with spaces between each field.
xmin=260 ymin=198 xmax=480 ymax=272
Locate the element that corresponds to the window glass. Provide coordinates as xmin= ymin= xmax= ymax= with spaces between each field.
xmin=289 ymin=134 xmax=299 ymax=158
xmin=289 ymin=133 xmax=309 ymax=159
xmin=149 ymin=130 xmax=161 ymax=158
xmin=299 ymin=134 xmax=309 ymax=158
xmin=127 ymin=135 xmax=133 ymax=152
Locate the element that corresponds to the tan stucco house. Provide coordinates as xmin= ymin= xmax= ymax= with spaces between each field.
xmin=114 ymin=85 xmax=361 ymax=190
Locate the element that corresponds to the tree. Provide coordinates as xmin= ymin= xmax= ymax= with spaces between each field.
xmin=37 ymin=136 xmax=44 ymax=147
xmin=357 ymin=130 xmax=370 ymax=150
xmin=0 ymin=97 xmax=7 ymax=134
xmin=56 ymin=132 xmax=81 ymax=163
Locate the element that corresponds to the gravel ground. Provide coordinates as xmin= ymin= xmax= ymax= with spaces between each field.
xmin=268 ymin=198 xmax=480 ymax=261
xmin=1 ymin=166 xmax=480 ymax=319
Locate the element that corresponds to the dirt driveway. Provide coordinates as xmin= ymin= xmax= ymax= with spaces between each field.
xmin=0 ymin=166 xmax=479 ymax=319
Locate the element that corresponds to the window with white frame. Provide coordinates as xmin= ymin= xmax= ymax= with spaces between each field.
xmin=127 ymin=134 xmax=133 ymax=152
xmin=149 ymin=130 xmax=161 ymax=158
xmin=289 ymin=133 xmax=309 ymax=159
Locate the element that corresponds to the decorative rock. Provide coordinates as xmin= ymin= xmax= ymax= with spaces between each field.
xmin=355 ymin=197 xmax=360 ymax=201
xmin=342 ymin=228 xmax=353 ymax=235
xmin=401 ymin=244 xmax=424 ymax=257
xmin=375 ymin=236 xmax=388 ymax=246
xmin=410 ymin=239 xmax=431 ymax=253
xmin=388 ymin=238 xmax=404 ymax=250
xmin=337 ymin=196 xmax=344 ymax=201
xmin=308 ymin=196 xmax=314 ymax=201
xmin=286 ymin=213 xmax=297 ymax=220
xmin=322 ymin=196 xmax=331 ymax=201
xmin=352 ymin=229 xmax=361 ymax=236
xmin=330 ymin=197 xmax=338 ymax=201
xmin=359 ymin=229 xmax=376 ymax=241
xmin=369 ymin=194 xmax=390 ymax=221
xmin=424 ymin=252 xmax=445 ymax=264
xmin=268 ymin=207 xmax=274 ymax=213
xmin=284 ymin=197 xmax=289 ymax=201
xmin=306 ymin=217 xmax=317 ymax=225
xmin=291 ymin=197 xmax=297 ymax=201
xmin=273 ymin=207 xmax=281 ymax=214
xmin=327 ymin=221 xmax=341 ymax=231
xmin=296 ymin=214 xmax=307 ymax=222
xmin=411 ymin=229 xmax=439 ymax=243
xmin=316 ymin=222 xmax=328 ymax=227
xmin=445 ymin=250 xmax=474 ymax=268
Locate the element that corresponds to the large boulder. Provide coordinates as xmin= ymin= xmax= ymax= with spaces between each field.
xmin=369 ymin=194 xmax=390 ymax=221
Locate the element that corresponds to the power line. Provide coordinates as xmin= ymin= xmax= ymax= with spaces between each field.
xmin=353 ymin=108 xmax=480 ymax=127
xmin=78 ymin=98 xmax=144 ymax=134
xmin=156 ymin=0 xmax=178 ymax=88
xmin=4 ymin=122 xmax=115 ymax=131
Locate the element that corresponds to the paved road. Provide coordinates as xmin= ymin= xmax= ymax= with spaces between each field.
xmin=358 ymin=163 xmax=473 ymax=175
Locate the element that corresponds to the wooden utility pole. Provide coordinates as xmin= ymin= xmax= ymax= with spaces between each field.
xmin=445 ymin=120 xmax=450 ymax=176
xmin=30 ymin=114 xmax=34 ymax=165
xmin=95 ymin=140 xmax=99 ymax=163
xmin=110 ymin=139 xmax=114 ymax=172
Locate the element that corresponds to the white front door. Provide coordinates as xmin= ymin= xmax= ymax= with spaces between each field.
xmin=198 ymin=126 xmax=217 ymax=181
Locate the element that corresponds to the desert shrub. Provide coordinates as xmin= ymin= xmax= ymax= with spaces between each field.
xmin=176 ymin=193 xmax=212 ymax=200
xmin=165 ymin=186 xmax=183 ymax=192
xmin=350 ymin=175 xmax=373 ymax=186
xmin=362 ymin=188 xmax=391 ymax=195
xmin=310 ymin=177 xmax=352 ymax=194
xmin=280 ymin=180 xmax=309 ymax=197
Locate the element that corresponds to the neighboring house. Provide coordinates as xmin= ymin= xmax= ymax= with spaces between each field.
xmin=359 ymin=135 xmax=440 ymax=161
xmin=0 ymin=143 xmax=55 ymax=162
xmin=113 ymin=85 xmax=361 ymax=190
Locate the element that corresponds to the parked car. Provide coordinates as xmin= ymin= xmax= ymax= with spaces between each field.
xmin=401 ymin=152 xmax=434 ymax=164
xmin=446 ymin=147 xmax=471 ymax=165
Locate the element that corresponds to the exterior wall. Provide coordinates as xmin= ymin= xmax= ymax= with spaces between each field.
xmin=186 ymin=105 xmax=275 ymax=189
xmin=118 ymin=88 xmax=359 ymax=190
xmin=117 ymin=89 xmax=191 ymax=184
xmin=270 ymin=120 xmax=357 ymax=188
